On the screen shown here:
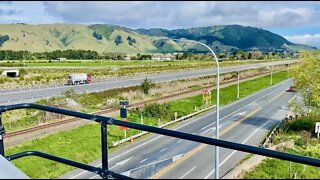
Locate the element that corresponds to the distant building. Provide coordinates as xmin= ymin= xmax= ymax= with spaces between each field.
xmin=124 ymin=56 xmax=130 ymax=60
xmin=57 ymin=58 xmax=67 ymax=61
xmin=152 ymin=53 xmax=175 ymax=61
xmin=164 ymin=53 xmax=174 ymax=60
xmin=152 ymin=53 xmax=164 ymax=61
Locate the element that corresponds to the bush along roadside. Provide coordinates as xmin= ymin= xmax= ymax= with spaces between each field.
xmin=5 ymin=70 xmax=290 ymax=179
xmin=243 ymin=114 xmax=320 ymax=179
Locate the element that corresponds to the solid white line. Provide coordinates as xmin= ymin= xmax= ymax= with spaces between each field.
xmin=140 ymin=158 xmax=148 ymax=164
xmin=179 ymin=166 xmax=197 ymax=179
xmin=177 ymin=140 xmax=183 ymax=143
xmin=204 ymin=119 xmax=275 ymax=179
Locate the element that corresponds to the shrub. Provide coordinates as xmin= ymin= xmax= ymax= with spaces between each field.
xmin=288 ymin=116 xmax=316 ymax=132
xmin=141 ymin=78 xmax=155 ymax=94
xmin=143 ymin=103 xmax=173 ymax=120
xmin=61 ymin=89 xmax=77 ymax=101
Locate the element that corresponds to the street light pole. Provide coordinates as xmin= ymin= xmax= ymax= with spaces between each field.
xmin=165 ymin=37 xmax=220 ymax=179
xmin=270 ymin=60 xmax=273 ymax=85
xmin=237 ymin=60 xmax=240 ymax=99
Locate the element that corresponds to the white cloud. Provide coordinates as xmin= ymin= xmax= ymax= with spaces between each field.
xmin=284 ymin=34 xmax=320 ymax=47
xmin=0 ymin=1 xmax=320 ymax=31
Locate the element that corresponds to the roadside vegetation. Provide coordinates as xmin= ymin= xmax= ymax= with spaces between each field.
xmin=243 ymin=115 xmax=320 ymax=179
xmin=0 ymin=58 xmax=291 ymax=90
xmin=3 ymin=65 xmax=288 ymax=132
xmin=4 ymin=70 xmax=290 ymax=178
xmin=242 ymin=50 xmax=320 ymax=179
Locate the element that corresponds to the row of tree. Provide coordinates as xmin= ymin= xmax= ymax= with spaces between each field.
xmin=0 ymin=50 xmax=102 ymax=60
xmin=0 ymin=49 xmax=297 ymax=61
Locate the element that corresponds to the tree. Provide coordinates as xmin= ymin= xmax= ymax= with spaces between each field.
xmin=141 ymin=78 xmax=155 ymax=95
xmin=291 ymin=50 xmax=320 ymax=115
xmin=114 ymin=35 xmax=123 ymax=45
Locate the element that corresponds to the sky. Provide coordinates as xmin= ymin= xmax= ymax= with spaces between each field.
xmin=0 ymin=1 xmax=319 ymax=47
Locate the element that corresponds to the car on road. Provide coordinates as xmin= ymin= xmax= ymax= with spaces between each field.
xmin=286 ymin=86 xmax=296 ymax=92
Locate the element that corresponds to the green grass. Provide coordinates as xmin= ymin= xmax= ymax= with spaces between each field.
xmin=169 ymin=71 xmax=289 ymax=117
xmin=0 ymin=59 xmax=273 ymax=68
xmin=5 ymin=70 xmax=290 ymax=178
xmin=243 ymin=132 xmax=320 ymax=179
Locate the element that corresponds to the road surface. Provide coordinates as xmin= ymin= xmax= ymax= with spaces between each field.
xmin=0 ymin=60 xmax=295 ymax=105
xmin=59 ymin=78 xmax=294 ymax=179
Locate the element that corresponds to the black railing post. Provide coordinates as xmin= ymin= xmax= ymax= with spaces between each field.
xmin=0 ymin=109 xmax=5 ymax=156
xmin=101 ymin=121 xmax=108 ymax=178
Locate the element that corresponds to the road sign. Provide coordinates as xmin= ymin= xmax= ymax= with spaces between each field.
xmin=120 ymin=100 xmax=129 ymax=106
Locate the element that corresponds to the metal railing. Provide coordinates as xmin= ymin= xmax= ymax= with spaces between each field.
xmin=0 ymin=103 xmax=320 ymax=179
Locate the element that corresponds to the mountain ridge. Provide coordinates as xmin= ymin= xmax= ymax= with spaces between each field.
xmin=0 ymin=23 xmax=315 ymax=53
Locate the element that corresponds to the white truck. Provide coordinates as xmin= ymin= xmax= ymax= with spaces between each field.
xmin=67 ymin=73 xmax=92 ymax=85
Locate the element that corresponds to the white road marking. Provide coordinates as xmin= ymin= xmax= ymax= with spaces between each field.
xmin=172 ymin=154 xmax=184 ymax=162
xmin=160 ymin=148 xmax=167 ymax=152
xmin=201 ymin=123 xmax=215 ymax=130
xmin=177 ymin=140 xmax=183 ymax=143
xmin=179 ymin=166 xmax=197 ymax=179
xmin=200 ymin=124 xmax=223 ymax=135
xmin=89 ymin=175 xmax=99 ymax=179
xmin=74 ymin=79 xmax=291 ymax=179
xmin=116 ymin=157 xmax=133 ymax=166
xmin=232 ymin=111 xmax=246 ymax=117
xmin=204 ymin=119 xmax=275 ymax=179
xmin=72 ymin=112 xmax=215 ymax=179
xmin=201 ymin=128 xmax=214 ymax=135
xmin=140 ymin=158 xmax=148 ymax=164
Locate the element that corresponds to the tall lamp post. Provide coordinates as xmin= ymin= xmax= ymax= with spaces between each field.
xmin=237 ymin=60 xmax=240 ymax=99
xmin=165 ymin=37 xmax=220 ymax=179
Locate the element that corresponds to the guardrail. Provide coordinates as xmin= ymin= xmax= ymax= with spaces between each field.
xmin=0 ymin=103 xmax=319 ymax=179
xmin=112 ymin=105 xmax=215 ymax=147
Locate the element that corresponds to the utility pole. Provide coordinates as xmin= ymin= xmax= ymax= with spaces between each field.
xmin=237 ymin=60 xmax=240 ymax=99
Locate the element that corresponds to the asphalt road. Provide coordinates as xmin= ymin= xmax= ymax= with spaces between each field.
xmin=59 ymin=78 xmax=294 ymax=179
xmin=0 ymin=60 xmax=296 ymax=105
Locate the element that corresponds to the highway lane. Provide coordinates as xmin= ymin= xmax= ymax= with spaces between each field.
xmin=156 ymin=89 xmax=292 ymax=179
xmin=0 ymin=60 xmax=296 ymax=105
xmin=59 ymin=78 xmax=293 ymax=179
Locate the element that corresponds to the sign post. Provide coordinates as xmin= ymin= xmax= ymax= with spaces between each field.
xmin=315 ymin=122 xmax=320 ymax=139
xmin=119 ymin=100 xmax=129 ymax=138
xmin=203 ymin=89 xmax=211 ymax=107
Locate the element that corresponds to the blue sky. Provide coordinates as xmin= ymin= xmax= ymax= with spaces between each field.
xmin=0 ymin=1 xmax=319 ymax=47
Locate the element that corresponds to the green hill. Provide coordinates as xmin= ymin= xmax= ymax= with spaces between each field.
xmin=0 ymin=24 xmax=314 ymax=53
xmin=136 ymin=25 xmax=310 ymax=52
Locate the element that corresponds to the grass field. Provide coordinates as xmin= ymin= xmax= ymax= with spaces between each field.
xmin=5 ymin=71 xmax=290 ymax=178
xmin=0 ymin=59 xmax=277 ymax=68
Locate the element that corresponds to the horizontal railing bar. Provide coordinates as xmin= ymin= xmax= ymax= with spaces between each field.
xmin=110 ymin=119 xmax=320 ymax=167
xmin=1 ymin=103 xmax=320 ymax=170
xmin=6 ymin=151 xmax=106 ymax=178
xmin=6 ymin=151 xmax=133 ymax=179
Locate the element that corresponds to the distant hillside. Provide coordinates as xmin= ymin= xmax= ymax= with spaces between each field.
xmin=136 ymin=25 xmax=310 ymax=52
xmin=0 ymin=24 xmax=314 ymax=53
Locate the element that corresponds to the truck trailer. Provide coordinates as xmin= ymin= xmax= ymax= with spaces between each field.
xmin=67 ymin=73 xmax=92 ymax=85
